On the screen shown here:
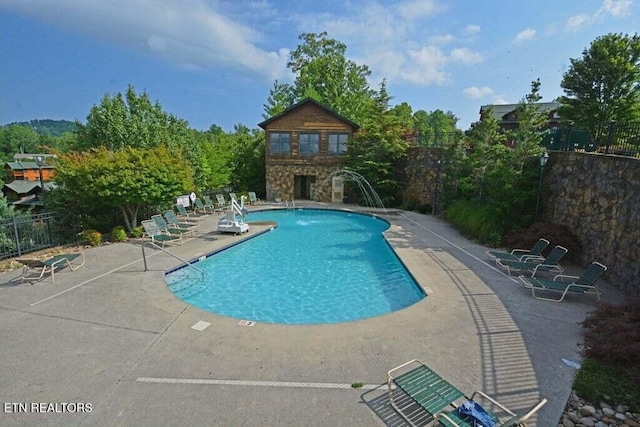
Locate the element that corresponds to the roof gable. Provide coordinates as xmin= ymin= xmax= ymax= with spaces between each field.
xmin=258 ymin=98 xmax=360 ymax=130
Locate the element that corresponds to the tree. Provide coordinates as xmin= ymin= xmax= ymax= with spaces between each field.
xmin=559 ymin=33 xmax=640 ymax=130
xmin=229 ymin=125 xmax=266 ymax=196
xmin=413 ymin=109 xmax=462 ymax=146
xmin=264 ymin=32 xmax=375 ymax=124
xmin=75 ymin=85 xmax=206 ymax=188
xmin=0 ymin=125 xmax=39 ymax=160
xmin=508 ymin=79 xmax=548 ymax=172
xmin=54 ymin=145 xmax=194 ymax=232
xmin=345 ymin=81 xmax=408 ymax=205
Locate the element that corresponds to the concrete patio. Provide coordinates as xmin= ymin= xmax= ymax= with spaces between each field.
xmin=0 ymin=204 xmax=624 ymax=426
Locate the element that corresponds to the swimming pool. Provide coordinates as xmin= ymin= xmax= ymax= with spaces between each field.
xmin=165 ymin=209 xmax=425 ymax=324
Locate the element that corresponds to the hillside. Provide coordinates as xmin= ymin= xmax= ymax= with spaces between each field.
xmin=1 ymin=119 xmax=76 ymax=136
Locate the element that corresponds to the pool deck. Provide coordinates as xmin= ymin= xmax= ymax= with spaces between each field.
xmin=0 ymin=202 xmax=626 ymax=426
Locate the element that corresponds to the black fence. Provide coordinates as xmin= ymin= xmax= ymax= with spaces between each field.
xmin=0 ymin=212 xmax=79 ymax=260
xmin=542 ymin=121 xmax=640 ymax=157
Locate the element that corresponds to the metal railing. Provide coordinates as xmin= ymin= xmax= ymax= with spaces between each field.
xmin=542 ymin=121 xmax=640 ymax=158
xmin=0 ymin=212 xmax=57 ymax=259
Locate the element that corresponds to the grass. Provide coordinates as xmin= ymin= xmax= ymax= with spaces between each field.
xmin=573 ymin=358 xmax=640 ymax=412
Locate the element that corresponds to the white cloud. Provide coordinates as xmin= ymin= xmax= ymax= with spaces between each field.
xmin=514 ymin=28 xmax=536 ymax=43
xmin=565 ymin=14 xmax=590 ymax=31
xmin=492 ymin=95 xmax=509 ymax=105
xmin=450 ymin=48 xmax=484 ymax=64
xmin=397 ymin=0 xmax=444 ymax=21
xmin=402 ymin=46 xmax=450 ymax=85
xmin=429 ymin=34 xmax=456 ymax=45
xmin=0 ymin=0 xmax=290 ymax=80
xmin=463 ymin=25 xmax=481 ymax=36
xmin=599 ymin=0 xmax=632 ymax=17
xmin=463 ymin=86 xmax=493 ymax=99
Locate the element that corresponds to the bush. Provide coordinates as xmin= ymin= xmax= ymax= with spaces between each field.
xmin=418 ymin=204 xmax=432 ymax=215
xmin=111 ymin=226 xmax=127 ymax=242
xmin=581 ymin=300 xmax=640 ymax=385
xmin=81 ymin=229 xmax=102 ymax=246
xmin=443 ymin=199 xmax=503 ymax=246
xmin=573 ymin=358 xmax=640 ymax=412
xmin=130 ymin=226 xmax=144 ymax=238
xmin=502 ymin=222 xmax=582 ymax=262
xmin=405 ymin=198 xmax=419 ymax=211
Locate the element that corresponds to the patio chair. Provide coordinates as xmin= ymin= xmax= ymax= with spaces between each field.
xmin=141 ymin=219 xmax=181 ymax=247
xmin=151 ymin=214 xmax=194 ymax=238
xmin=194 ymin=198 xmax=215 ymax=214
xmin=203 ymin=195 xmax=221 ymax=212
xmin=229 ymin=192 xmax=238 ymax=204
xmin=164 ymin=210 xmax=199 ymax=232
xmin=486 ymin=238 xmax=549 ymax=263
xmin=18 ymin=252 xmax=85 ymax=283
xmin=388 ymin=359 xmax=546 ymax=427
xmin=519 ymin=261 xmax=607 ymax=302
xmin=496 ymin=245 xmax=568 ymax=277
xmin=175 ymin=204 xmax=209 ymax=221
xmin=215 ymin=194 xmax=228 ymax=209
xmin=248 ymin=191 xmax=261 ymax=205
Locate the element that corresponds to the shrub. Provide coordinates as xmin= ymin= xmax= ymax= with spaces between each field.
xmin=111 ymin=226 xmax=127 ymax=242
xmin=418 ymin=204 xmax=432 ymax=215
xmin=81 ymin=229 xmax=102 ymax=246
xmin=581 ymin=299 xmax=640 ymax=385
xmin=502 ymin=222 xmax=582 ymax=262
xmin=443 ymin=200 xmax=503 ymax=246
xmin=130 ymin=226 xmax=144 ymax=238
xmin=405 ymin=198 xmax=419 ymax=211
xmin=573 ymin=358 xmax=640 ymax=412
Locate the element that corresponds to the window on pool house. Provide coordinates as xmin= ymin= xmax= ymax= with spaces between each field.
xmin=299 ymin=132 xmax=319 ymax=155
xmin=270 ymin=132 xmax=291 ymax=154
xmin=328 ymin=133 xmax=349 ymax=154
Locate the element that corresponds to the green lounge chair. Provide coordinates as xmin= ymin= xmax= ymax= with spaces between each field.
xmin=194 ymin=198 xmax=215 ymax=214
xmin=519 ymin=261 xmax=607 ymax=302
xmin=163 ymin=210 xmax=199 ymax=232
xmin=496 ymin=245 xmax=567 ymax=277
xmin=215 ymin=194 xmax=228 ymax=209
xmin=486 ymin=238 xmax=549 ymax=263
xmin=203 ymin=195 xmax=221 ymax=212
xmin=388 ymin=359 xmax=547 ymax=427
xmin=151 ymin=214 xmax=194 ymax=238
xmin=141 ymin=219 xmax=181 ymax=247
xmin=248 ymin=191 xmax=260 ymax=205
xmin=175 ymin=204 xmax=208 ymax=221
xmin=229 ymin=192 xmax=238 ymax=204
xmin=18 ymin=252 xmax=85 ymax=283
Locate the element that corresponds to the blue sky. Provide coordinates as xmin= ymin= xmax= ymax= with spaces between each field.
xmin=1 ymin=0 xmax=638 ymax=132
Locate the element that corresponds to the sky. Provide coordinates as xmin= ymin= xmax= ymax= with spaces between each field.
xmin=1 ymin=0 xmax=638 ymax=133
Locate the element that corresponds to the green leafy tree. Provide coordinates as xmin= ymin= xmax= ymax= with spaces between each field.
xmin=54 ymin=145 xmax=194 ymax=232
xmin=508 ymin=79 xmax=548 ymax=172
xmin=0 ymin=125 xmax=39 ymax=160
xmin=346 ymin=81 xmax=408 ymax=205
xmin=264 ymin=32 xmax=375 ymax=124
xmin=229 ymin=125 xmax=266 ymax=196
xmin=559 ymin=33 xmax=640 ymax=130
xmin=413 ymin=109 xmax=463 ymax=146
xmin=201 ymin=125 xmax=235 ymax=190
xmin=75 ymin=85 xmax=206 ymax=188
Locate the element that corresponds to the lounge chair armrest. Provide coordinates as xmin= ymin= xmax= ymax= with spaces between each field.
xmin=387 ymin=359 xmax=425 ymax=383
xmin=553 ymin=274 xmax=579 ymax=282
xmin=530 ymin=263 xmax=562 ymax=277
xmin=520 ymin=254 xmax=544 ymax=263
xmin=510 ymin=249 xmax=528 ymax=255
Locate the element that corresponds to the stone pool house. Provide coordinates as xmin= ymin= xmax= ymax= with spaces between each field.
xmin=258 ymin=98 xmax=360 ymax=203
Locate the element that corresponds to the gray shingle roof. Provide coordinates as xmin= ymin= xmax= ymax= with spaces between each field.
xmin=479 ymin=102 xmax=559 ymax=121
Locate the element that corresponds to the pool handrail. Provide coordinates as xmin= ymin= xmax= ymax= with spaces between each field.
xmin=141 ymin=240 xmax=204 ymax=278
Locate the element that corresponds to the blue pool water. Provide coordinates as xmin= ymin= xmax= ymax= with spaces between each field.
xmin=165 ymin=209 xmax=425 ymax=324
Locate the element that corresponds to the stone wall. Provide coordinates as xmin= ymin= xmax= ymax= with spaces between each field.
xmin=266 ymin=164 xmax=339 ymax=202
xmin=544 ymin=152 xmax=640 ymax=295
xmin=398 ymin=147 xmax=443 ymax=206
